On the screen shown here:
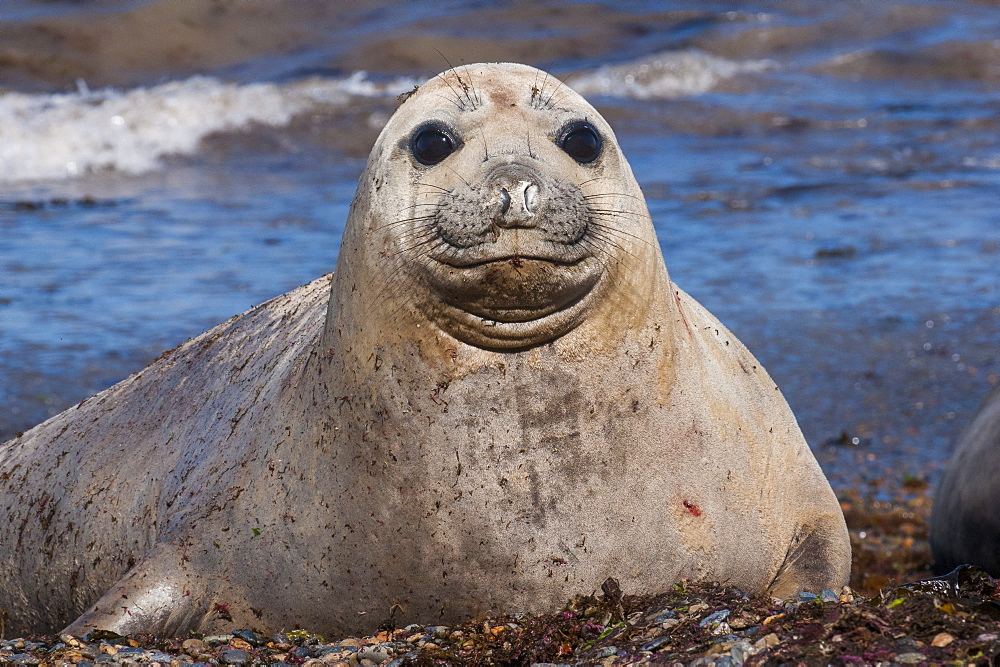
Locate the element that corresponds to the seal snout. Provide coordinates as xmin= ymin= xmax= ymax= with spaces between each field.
xmin=495 ymin=179 xmax=540 ymax=229
xmin=496 ymin=180 xmax=538 ymax=227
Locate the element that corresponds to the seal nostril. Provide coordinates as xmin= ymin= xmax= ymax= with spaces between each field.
xmin=499 ymin=187 xmax=511 ymax=215
xmin=524 ymin=183 xmax=539 ymax=215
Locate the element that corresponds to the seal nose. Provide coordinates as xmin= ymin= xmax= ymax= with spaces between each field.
xmin=496 ymin=180 xmax=539 ymax=228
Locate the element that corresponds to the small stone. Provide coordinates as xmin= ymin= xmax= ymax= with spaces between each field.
xmin=386 ymin=654 xmax=419 ymax=667
xmin=358 ymin=644 xmax=397 ymax=662
xmin=687 ymin=603 xmax=709 ymax=614
xmin=660 ymin=618 xmax=680 ymax=629
xmin=594 ymin=646 xmax=617 ymax=659
xmin=289 ymin=645 xmax=318 ymax=659
xmin=218 ymin=648 xmax=251 ymax=664
xmin=99 ymin=644 xmax=118 ymax=655
xmin=203 ymin=635 xmax=234 ymax=646
xmin=820 ymin=589 xmax=839 ymax=602
xmin=895 ymin=652 xmax=926 ymax=664
xmin=232 ymin=629 xmax=266 ymax=647
xmin=798 ymin=591 xmax=817 ymax=601
xmin=645 ymin=607 xmax=674 ymax=623
xmin=649 ymin=610 xmax=676 ymax=624
xmin=979 ymin=633 xmax=999 ymax=642
xmin=699 ymin=609 xmax=731 ymax=628
xmin=339 ymin=638 xmax=363 ymax=648
xmin=229 ymin=638 xmax=253 ymax=651
xmin=182 ymin=639 xmax=207 ymax=655
xmin=930 ymin=633 xmax=954 ymax=648
xmin=753 ymin=633 xmax=779 ymax=650
xmin=640 ymin=636 xmax=671 ymax=652
xmin=728 ymin=613 xmax=760 ymax=630
xmin=729 ymin=640 xmax=756 ymax=665
xmin=148 ymin=653 xmax=174 ymax=662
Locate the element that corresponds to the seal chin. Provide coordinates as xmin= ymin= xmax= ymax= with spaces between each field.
xmin=424 ymin=255 xmax=604 ymax=350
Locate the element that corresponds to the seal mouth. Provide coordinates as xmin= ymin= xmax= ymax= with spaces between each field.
xmin=424 ymin=253 xmax=603 ymax=339
xmin=437 ymin=253 xmax=584 ymax=269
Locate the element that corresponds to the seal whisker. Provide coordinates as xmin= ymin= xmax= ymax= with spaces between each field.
xmin=433 ymin=91 xmax=465 ymax=112
xmin=589 ymin=207 xmax=652 ymax=221
xmin=543 ymin=75 xmax=570 ymax=110
xmin=480 ymin=128 xmax=490 ymax=162
xmin=374 ymin=214 xmax=437 ymax=231
xmin=390 ymin=230 xmax=444 ymax=258
xmin=583 ymin=192 xmax=646 ymax=204
xmin=531 ymin=70 xmax=551 ymax=110
xmin=435 ymin=69 xmax=470 ymax=112
xmin=575 ymin=236 xmax=618 ymax=271
xmin=587 ymin=219 xmax=655 ymax=250
xmin=437 ymin=51 xmax=479 ymax=111
xmin=462 ymin=61 xmax=483 ymax=109
xmin=441 ymin=163 xmax=473 ymax=188
xmin=415 ymin=181 xmax=453 ymax=194
xmin=584 ymin=224 xmax=640 ymax=257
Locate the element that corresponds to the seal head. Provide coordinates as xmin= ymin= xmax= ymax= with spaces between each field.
xmin=352 ymin=63 xmax=656 ymax=350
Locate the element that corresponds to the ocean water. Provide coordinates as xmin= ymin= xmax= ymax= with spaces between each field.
xmin=0 ymin=0 xmax=996 ymax=489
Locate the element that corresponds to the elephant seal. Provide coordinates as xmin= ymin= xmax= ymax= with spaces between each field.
xmin=931 ymin=383 xmax=1000 ymax=575
xmin=0 ymin=62 xmax=850 ymax=639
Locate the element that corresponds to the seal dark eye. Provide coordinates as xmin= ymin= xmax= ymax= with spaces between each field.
xmin=558 ymin=121 xmax=602 ymax=164
xmin=411 ymin=125 xmax=457 ymax=165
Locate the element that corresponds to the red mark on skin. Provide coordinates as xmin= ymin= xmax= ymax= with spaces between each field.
xmin=683 ymin=500 xmax=702 ymax=517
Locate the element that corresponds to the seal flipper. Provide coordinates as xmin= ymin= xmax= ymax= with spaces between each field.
xmin=61 ymin=542 xmax=214 ymax=638
xmin=767 ymin=517 xmax=851 ymax=598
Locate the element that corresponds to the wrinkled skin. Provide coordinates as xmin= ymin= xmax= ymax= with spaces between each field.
xmin=931 ymin=383 xmax=1000 ymax=575
xmin=0 ymin=63 xmax=850 ymax=639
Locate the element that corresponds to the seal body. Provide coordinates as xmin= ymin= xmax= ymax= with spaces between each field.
xmin=0 ymin=63 xmax=850 ymax=638
xmin=931 ymin=384 xmax=1000 ymax=575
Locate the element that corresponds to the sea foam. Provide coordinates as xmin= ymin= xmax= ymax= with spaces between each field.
xmin=570 ymin=50 xmax=772 ymax=100
xmin=0 ymin=51 xmax=765 ymax=183
xmin=0 ymin=73 xmax=417 ymax=183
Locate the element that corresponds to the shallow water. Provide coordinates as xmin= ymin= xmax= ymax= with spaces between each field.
xmin=1 ymin=0 xmax=997 ymax=489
